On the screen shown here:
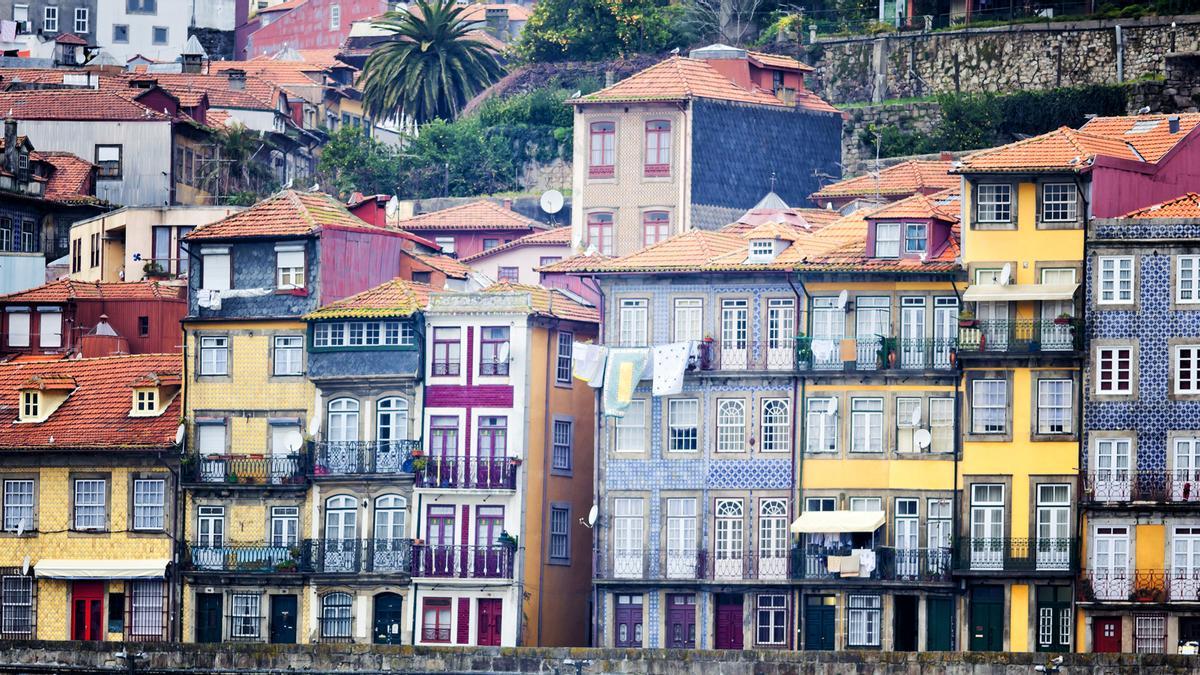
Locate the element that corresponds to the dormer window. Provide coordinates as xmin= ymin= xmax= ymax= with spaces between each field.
xmin=904 ymin=224 xmax=927 ymax=254
xmin=20 ymin=391 xmax=38 ymax=420
xmin=874 ymin=223 xmax=900 ymax=258
xmin=749 ymin=239 xmax=775 ymax=260
xmin=133 ymin=388 xmax=157 ymax=414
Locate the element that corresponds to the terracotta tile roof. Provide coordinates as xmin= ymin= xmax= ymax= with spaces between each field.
xmin=32 ymin=151 xmax=95 ymax=203
xmin=212 ymin=60 xmax=326 ymax=89
xmin=747 ymin=50 xmax=813 ymax=72
xmin=305 ymin=278 xmax=432 ymax=319
xmin=957 ymin=126 xmax=1143 ymax=173
xmin=741 ymin=221 xmax=806 ymax=241
xmin=537 ymin=253 xmax=611 ymax=273
xmin=395 ymin=200 xmax=544 ymax=232
xmin=0 ymin=354 xmax=182 ymax=450
xmin=1081 ymin=113 xmax=1200 ymax=163
xmin=54 ymin=33 xmax=88 ymax=46
xmin=295 ymin=49 xmax=349 ymax=69
xmin=24 ymin=373 xmax=76 ymax=390
xmin=573 ymin=57 xmax=791 ymax=108
xmin=722 ymin=206 xmax=842 ymax=236
xmin=0 ymin=280 xmax=182 ymax=303
xmin=482 ymin=282 xmax=599 ymax=323
xmin=259 ymin=0 xmax=307 ymax=13
xmin=1122 ymin=192 xmax=1200 ymax=219
xmin=185 ymin=190 xmax=385 ymax=240
xmin=413 ymin=253 xmax=472 ymax=279
xmin=570 ymin=230 xmax=747 ymax=273
xmin=205 ymin=109 xmax=232 ymax=128
xmin=138 ymin=73 xmax=282 ymax=110
xmin=0 ymin=89 xmax=170 ymax=121
xmin=461 ymin=226 xmax=571 ymax=262
xmin=865 ymin=188 xmax=961 ymax=221
xmin=811 ymin=160 xmax=958 ymax=200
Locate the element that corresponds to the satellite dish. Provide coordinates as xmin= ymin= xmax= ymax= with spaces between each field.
xmin=307 ymin=414 xmax=321 ymax=437
xmin=540 ymin=190 xmax=564 ymax=215
xmin=910 ymin=406 xmax=922 ymax=427
xmin=837 ymin=289 xmax=849 ymax=310
xmin=915 ymin=429 xmax=932 ymax=450
xmin=587 ymin=504 xmax=598 ymax=527
xmin=175 ymin=422 xmax=186 ymax=446
xmin=21 ymin=554 xmax=29 ymax=575
xmin=999 ymin=263 xmax=1012 ymax=285
xmin=385 ymin=196 xmax=399 ymax=218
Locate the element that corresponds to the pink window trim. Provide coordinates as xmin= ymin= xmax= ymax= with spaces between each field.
xmin=643 ymin=211 xmax=669 ymax=247
xmin=587 ymin=213 xmax=614 ymax=256
xmin=589 ymin=122 xmax=615 ymax=178
xmin=644 ymin=120 xmax=671 ymax=177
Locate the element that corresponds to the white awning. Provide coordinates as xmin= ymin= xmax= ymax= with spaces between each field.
xmin=790 ymin=510 xmax=885 ymax=534
xmin=962 ymin=283 xmax=1079 ymax=302
xmin=34 ymin=559 xmax=170 ymax=580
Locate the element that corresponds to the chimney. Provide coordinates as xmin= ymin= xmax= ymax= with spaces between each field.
xmin=502 ymin=198 xmax=513 ymax=210
xmin=604 ymin=70 xmax=615 ymax=88
xmin=1170 ymin=115 xmax=1181 ymax=133
xmin=3 ymin=117 xmax=16 ymax=175
xmin=939 ymin=151 xmax=953 ymax=161
xmin=225 ymin=68 xmax=246 ymax=91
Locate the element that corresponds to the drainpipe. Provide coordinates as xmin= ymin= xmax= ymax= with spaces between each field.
xmin=786 ymin=270 xmax=807 ymax=650
xmin=585 ymin=275 xmax=605 ymax=648
xmin=1115 ymin=25 xmax=1124 ymax=83
xmin=949 ymin=278 xmax=964 ymax=622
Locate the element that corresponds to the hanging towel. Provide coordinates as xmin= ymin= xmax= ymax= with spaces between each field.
xmin=812 ymin=339 xmax=836 ymax=365
xmin=0 ymin=21 xmax=16 ymax=43
xmin=652 ymin=342 xmax=690 ymax=396
xmin=572 ymin=342 xmax=607 ymax=387
xmin=838 ymin=554 xmax=861 ymax=577
xmin=825 ymin=555 xmax=842 ymax=573
xmin=602 ymin=348 xmax=649 ymax=417
xmin=855 ymin=549 xmax=876 ymax=576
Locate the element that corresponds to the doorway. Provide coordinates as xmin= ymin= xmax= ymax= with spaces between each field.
xmin=268 ymin=595 xmax=297 ymax=644
xmin=714 ymin=593 xmax=744 ymax=650
xmin=926 ymin=596 xmax=954 ymax=651
xmin=968 ymin=585 xmax=1004 ymax=651
xmin=372 ymin=593 xmax=404 ymax=644
xmin=804 ymin=595 xmax=836 ymax=650
xmin=893 ymin=595 xmax=918 ymax=651
xmin=194 ymin=593 xmax=222 ymax=643
xmin=71 ymin=581 xmax=104 ymax=641
xmin=477 ymin=598 xmax=502 ymax=646
xmin=1035 ymin=586 xmax=1071 ymax=652
xmin=1093 ymin=616 xmax=1122 ymax=653
xmin=665 ymin=593 xmax=696 ymax=648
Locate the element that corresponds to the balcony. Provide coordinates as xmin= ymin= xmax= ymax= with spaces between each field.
xmin=793 ymin=337 xmax=956 ymax=373
xmin=182 ymin=454 xmax=306 ymax=487
xmin=311 ymin=440 xmax=419 ymax=477
xmin=1082 ymin=470 xmax=1200 ymax=506
xmin=188 ymin=543 xmax=299 ymax=573
xmin=412 ymin=456 xmax=517 ymax=490
xmin=953 ymin=538 xmax=1075 ymax=574
xmin=957 ymin=319 xmax=1082 ymax=355
xmin=698 ymin=339 xmax=798 ymax=372
xmin=410 ymin=544 xmax=514 ymax=579
xmin=186 ymin=539 xmax=412 ymax=575
xmin=791 ymin=546 xmax=952 ymax=582
xmin=592 ymin=551 xmax=791 ymax=582
xmin=1082 ymin=569 xmax=1200 ymax=603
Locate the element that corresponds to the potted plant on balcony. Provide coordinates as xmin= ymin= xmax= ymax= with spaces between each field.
xmin=1054 ymin=312 xmax=1073 ymax=326
xmin=274 ymin=559 xmax=298 ymax=572
xmin=795 ymin=333 xmax=813 ymax=367
xmin=1131 ymin=586 xmax=1164 ymax=602
xmin=225 ymin=471 xmax=239 ymax=484
xmin=410 ymin=456 xmax=428 ymax=473
xmin=877 ymin=336 xmax=897 ymax=369
xmin=142 ymin=260 xmax=172 ymax=279
xmin=958 ymin=309 xmax=977 ymax=328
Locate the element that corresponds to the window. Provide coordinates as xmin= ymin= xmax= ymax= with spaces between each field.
xmin=806 ymin=397 xmax=837 ymax=453
xmin=434 ymin=237 xmax=455 ymax=255
xmin=667 ymin=399 xmax=698 ymax=452
xmin=555 ymin=331 xmax=573 ymax=384
xmin=479 ymin=326 xmax=510 ymax=376
xmin=619 ymin=298 xmax=648 ymax=346
xmin=615 ymin=400 xmax=645 ymax=452
xmin=1135 ymin=614 xmax=1166 ymax=654
xmin=1096 ymin=347 xmax=1133 ymax=395
xmin=904 ymin=223 xmax=927 ymax=253
xmin=613 ymin=498 xmax=644 ymax=578
xmin=761 ymin=399 xmax=790 ymax=452
xmin=874 ymin=223 xmax=899 ymax=257
xmin=12 ymin=5 xmax=27 ymax=24
xmin=1037 ymin=379 xmax=1072 ymax=433
xmin=42 ymin=6 xmax=55 ymax=31
xmin=432 ymin=327 xmax=460 ymax=376
xmin=928 ymin=499 xmax=952 ymax=549
xmin=313 ymin=321 xmax=413 ymax=348
xmin=138 ymin=316 xmax=149 ymax=337
xmin=197 ymin=506 xmax=224 ymax=549
xmin=587 ymin=212 xmax=614 ymax=255
xmin=7 ymin=311 xmax=28 ymax=348
xmin=552 ymin=419 xmax=572 ymax=472
xmin=497 ymin=266 xmax=519 ymax=282
xmin=976 ymin=184 xmax=1012 ymax=223
xmin=89 ymin=232 xmax=100 ymax=268
xmin=806 ymin=497 xmax=836 ymax=512
xmin=37 ymin=310 xmax=61 ymax=349
xmin=127 ymin=0 xmax=157 ymax=12
xmin=972 ymin=380 xmax=1006 ymax=433
xmin=320 ymin=593 xmax=351 ymax=641
xmin=270 ymin=506 xmax=298 ymax=547
xmin=73 ymin=479 xmax=105 ymax=530
xmin=716 ymin=399 xmax=745 ymax=452
xmin=482 ymin=238 xmax=500 ymax=250
xmin=152 ymin=26 xmax=168 ymax=45
xmin=274 ymin=246 xmax=305 ymax=289
xmin=851 ymin=398 xmax=883 ymax=452
xmin=421 ymin=598 xmax=451 ymax=642
xmin=1177 ymin=345 xmax=1200 ymax=394
xmin=850 ymin=496 xmax=882 ymax=511
xmin=643 ymin=211 xmax=669 ymax=247
xmin=1 ymin=576 xmax=33 ymax=638
xmin=200 ymin=248 xmax=230 ymax=291
xmin=2 ymin=480 xmax=32 ymax=532
xmin=231 ymin=594 xmax=260 ymax=639
xmin=539 ymin=256 xmax=561 ymax=267
xmin=133 ymin=388 xmax=157 ymax=413
xmin=132 ymin=479 xmax=164 ymax=531
xmin=197 ymin=422 xmax=225 ymax=456
xmin=929 ymin=397 xmax=954 ymax=452
xmin=199 ymin=336 xmax=228 ymax=375
xmin=749 ymin=239 xmax=774 ymax=260
xmin=549 ymin=505 xmax=570 ymax=563
xmin=1098 ymin=256 xmax=1134 ymax=304
xmin=1041 ymin=183 xmax=1077 ymax=222
xmin=756 ymin=595 xmax=786 ymax=646
xmin=127 ymin=581 xmax=164 ymax=640
xmin=896 ymin=397 xmax=920 ymax=453
xmin=70 ymin=238 xmax=81 ymax=273
xmin=95 ymin=145 xmax=121 ymax=179
xmin=673 ymin=298 xmax=702 ymax=343
xmin=588 ymin=122 xmax=615 ymax=177
xmin=273 ymin=336 xmax=303 ymax=375
xmin=74 ymin=7 xmax=87 ymax=33
xmin=329 ymin=3 xmax=341 ymax=29
xmin=1179 ymin=256 xmax=1200 ymax=304
xmin=644 ymin=120 xmax=671 ymax=176
xmin=112 ymin=24 xmax=128 ymax=42
xmin=847 ymin=595 xmax=881 ymax=647
xmin=20 ymin=391 xmax=37 ymax=420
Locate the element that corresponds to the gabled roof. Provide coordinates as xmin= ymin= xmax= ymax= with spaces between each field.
xmin=747 ymin=50 xmax=813 ymax=72
xmin=0 ymin=280 xmax=181 ymax=303
xmin=185 ymin=190 xmax=386 ymax=241
xmin=482 ymin=282 xmax=599 ymax=323
xmin=811 ymin=160 xmax=958 ymax=200
xmin=538 ymin=253 xmax=611 ymax=273
xmin=33 ymin=151 xmax=97 ymax=203
xmin=1081 ymin=113 xmax=1200 ymax=163
xmin=1122 ymin=192 xmax=1200 ymax=219
xmin=461 ymin=226 xmax=571 ymax=262
xmin=567 ymin=230 xmax=748 ymax=273
xmin=393 ymin=200 xmax=545 ymax=232
xmin=413 ymin=253 xmax=472 ymax=279
xmin=956 ymin=126 xmax=1143 ymax=173
xmin=305 ymin=278 xmax=432 ymax=319
xmin=0 ymin=354 xmax=182 ymax=450
xmin=865 ymin=188 xmax=961 ymax=222
xmin=54 ymin=33 xmax=88 ymax=46
xmin=722 ymin=205 xmax=842 ymax=236
xmin=572 ymin=57 xmax=791 ymax=108
xmin=0 ymin=89 xmax=171 ymax=121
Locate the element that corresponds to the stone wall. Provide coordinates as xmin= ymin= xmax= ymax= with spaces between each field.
xmin=188 ymin=28 xmax=235 ymax=62
xmin=840 ymin=101 xmax=944 ymax=174
xmin=1128 ymin=51 xmax=1200 ymax=113
xmin=2 ymin=641 xmax=1200 ymax=674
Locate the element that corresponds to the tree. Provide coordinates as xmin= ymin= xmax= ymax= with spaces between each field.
xmin=358 ymin=0 xmax=506 ymax=125
xmin=517 ymin=0 xmax=685 ymax=62
xmin=316 ymin=127 xmax=404 ymax=198
xmin=682 ymin=0 xmax=765 ymax=46
xmin=199 ymin=122 xmax=278 ymax=204
xmin=395 ymin=118 xmax=521 ymax=198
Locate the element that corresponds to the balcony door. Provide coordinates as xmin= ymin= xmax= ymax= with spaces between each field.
xmin=1040 ymin=268 xmax=1076 ymax=350
xmin=810 ymin=297 xmax=843 ymax=369
xmin=375 ymin=397 xmax=408 ymax=473
xmin=714 ymin=499 xmax=744 ymax=580
xmin=477 ymin=417 xmax=506 ymax=488
xmin=665 ymin=498 xmax=697 ymax=579
xmin=720 ymin=299 xmax=749 ymax=369
xmin=425 ymin=505 xmax=455 ymax=576
xmin=326 ymin=398 xmax=360 ymax=474
xmin=933 ymin=297 xmax=957 ymax=368
xmin=976 ymin=302 xmax=1008 ymax=351
xmin=1174 ymin=437 xmax=1200 ymax=502
xmin=372 ymin=495 xmax=407 ymax=572
xmin=474 ymin=506 xmax=505 ymax=577
xmin=1172 ymin=527 xmax=1200 ymax=601
xmin=613 ymin=498 xmax=643 ymax=578
xmin=269 ymin=423 xmax=302 ymax=484
xmin=1094 ymin=438 xmax=1132 ymax=502
xmin=758 ymin=499 xmax=788 ymax=580
xmin=900 ymin=297 xmax=926 ymax=369
xmin=323 ymin=496 xmax=358 ymax=572
xmin=1035 ymin=485 xmax=1071 ymax=570
xmin=895 ymin=498 xmax=919 ymax=579
xmin=429 ymin=417 xmax=459 ymax=487
xmin=969 ymin=484 xmax=1004 ymax=570
xmin=766 ymin=298 xmax=794 ymax=370
xmin=1092 ymin=526 xmax=1130 ymax=600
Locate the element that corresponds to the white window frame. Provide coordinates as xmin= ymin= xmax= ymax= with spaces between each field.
xmin=975 ymin=184 xmax=1012 ymax=223
xmin=73 ymin=479 xmax=106 ymax=530
xmin=199 ymin=336 xmax=229 ymax=376
xmin=132 ymin=478 xmax=165 ymax=531
xmin=1176 ymin=345 xmax=1200 ymax=394
xmin=1037 ymin=379 xmax=1073 ymax=434
xmin=1 ymin=575 xmax=33 ymax=637
xmin=847 ymin=594 xmax=881 ymax=647
xmin=200 ymin=249 xmax=230 ymax=292
xmin=667 ymin=399 xmax=699 ymax=453
xmin=1098 ymin=256 xmax=1135 ymax=305
xmin=760 ymin=399 xmax=790 ymax=452
xmin=619 ymin=299 xmax=648 ymax=347
xmin=329 ymin=3 xmax=340 ymax=29
xmin=614 ymin=400 xmax=645 ymax=453
xmin=715 ymin=398 xmax=745 ymax=453
xmin=2 ymin=479 xmax=33 ymax=532
xmin=273 ymin=335 xmax=303 ymax=376
xmin=673 ymin=298 xmax=702 ymax=343
xmin=230 ymin=593 xmax=261 ymax=639
xmin=275 ymin=247 xmax=305 ymax=290
xmin=972 ymin=379 xmax=1007 ymax=434
xmin=38 ymin=310 xmax=61 ymax=349
xmin=1040 ymin=183 xmax=1077 ymax=222
xmin=850 ymin=397 xmax=883 ymax=452
xmin=874 ymin=223 xmax=900 ymax=258
xmin=805 ymin=397 xmax=837 ymax=453
xmin=1179 ymin=255 xmax=1200 ymax=305
xmin=755 ymin=594 xmax=787 ymax=646
xmin=7 ymin=311 xmax=29 ymax=348
xmin=42 ymin=5 xmax=56 ymax=31
xmin=73 ymin=7 xmax=88 ymax=33
xmin=904 ymin=223 xmax=927 ymax=253
xmin=1096 ymin=346 xmax=1133 ymax=395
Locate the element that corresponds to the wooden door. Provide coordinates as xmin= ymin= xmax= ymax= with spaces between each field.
xmin=268 ymin=595 xmax=297 ymax=644
xmin=665 ymin=594 xmax=695 ymax=649
xmin=476 ymin=598 xmax=502 ymax=646
xmin=372 ymin=593 xmax=404 ymax=644
xmin=804 ymin=595 xmax=835 ymax=650
xmin=969 ymin=586 xmax=1004 ymax=651
xmin=1094 ymin=617 xmax=1122 ymax=653
xmin=71 ymin=581 xmax=104 ymax=641
xmin=926 ymin=596 xmax=954 ymax=651
xmin=614 ymin=595 xmax=642 ymax=648
xmin=714 ymin=593 xmax=743 ymax=650
xmin=194 ymin=593 xmax=222 ymax=643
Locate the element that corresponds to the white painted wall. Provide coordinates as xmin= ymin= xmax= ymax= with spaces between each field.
xmin=190 ymin=0 xmax=238 ymax=30
xmin=468 ymin=242 xmax=572 ymax=286
xmin=0 ymin=253 xmax=47 ymax=295
xmin=95 ymin=0 xmax=190 ymax=63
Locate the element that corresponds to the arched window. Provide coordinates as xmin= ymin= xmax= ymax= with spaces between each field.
xmin=761 ymin=399 xmax=791 ymax=452
xmin=324 ymin=495 xmax=357 ymax=541
xmin=374 ymin=495 xmax=407 ymax=541
xmin=376 ymin=397 xmax=408 ymax=443
xmin=327 ymin=398 xmax=359 ymax=443
xmin=320 ymin=592 xmax=353 ymax=641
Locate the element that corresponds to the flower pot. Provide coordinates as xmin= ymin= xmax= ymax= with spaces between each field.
xmin=959 ymin=319 xmax=977 ymax=328
xmin=1054 ymin=317 xmax=1072 ymax=326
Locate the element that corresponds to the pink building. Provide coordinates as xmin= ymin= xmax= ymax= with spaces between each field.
xmin=240 ymin=0 xmax=389 ymax=59
xmin=392 ymin=200 xmax=550 ymax=260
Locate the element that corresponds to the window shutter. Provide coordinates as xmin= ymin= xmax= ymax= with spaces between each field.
xmin=456 ymin=598 xmax=470 ymax=644
xmin=8 ymin=312 xmax=29 ymax=347
xmin=38 ymin=310 xmax=62 ymax=348
xmin=202 ymin=252 xmax=231 ymax=291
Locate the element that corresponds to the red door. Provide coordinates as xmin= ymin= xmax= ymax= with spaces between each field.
xmin=666 ymin=593 xmax=696 ymax=648
xmin=476 ymin=417 xmax=506 ymax=488
xmin=477 ymin=599 xmax=502 ymax=646
xmin=426 ymin=505 xmax=456 ymax=576
xmin=1094 ymin=617 xmax=1122 ymax=653
xmin=714 ymin=593 xmax=744 ymax=650
xmin=71 ymin=581 xmax=104 ymax=641
xmin=475 ymin=506 xmax=505 ymax=578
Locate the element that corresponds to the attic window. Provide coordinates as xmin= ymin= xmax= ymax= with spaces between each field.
xmin=875 ymin=223 xmax=900 ymax=258
xmin=20 ymin=391 xmax=38 ymax=419
xmin=748 ymin=239 xmax=776 ymax=262
xmin=904 ymin=224 xmax=927 ymax=254
xmin=133 ymin=388 xmax=157 ymax=414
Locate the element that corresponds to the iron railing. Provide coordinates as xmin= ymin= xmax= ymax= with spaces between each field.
xmin=411 ymin=544 xmax=515 ymax=579
xmin=957 ymin=319 xmax=1082 ymax=354
xmin=792 ymin=337 xmax=956 ymax=372
xmin=791 ymin=546 xmax=952 ymax=582
xmin=479 ymin=357 xmax=510 ymax=376
xmin=413 ymin=456 xmax=517 ymax=490
xmin=1082 ymin=470 xmax=1200 ymax=505
xmin=701 ymin=339 xmax=798 ymax=372
xmin=183 ymin=454 xmax=306 ymax=486
xmin=953 ymin=537 xmax=1075 ymax=573
xmin=188 ymin=543 xmax=299 ymax=573
xmin=1079 ymin=569 xmax=1187 ymax=603
xmin=225 ymin=614 xmax=264 ymax=642
xmin=0 ymin=570 xmax=35 ymax=640
xmin=594 ymin=551 xmax=708 ymax=580
xmin=187 ymin=539 xmax=412 ymax=575
xmin=311 ymin=440 xmax=419 ymax=476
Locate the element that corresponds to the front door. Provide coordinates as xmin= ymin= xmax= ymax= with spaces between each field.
xmin=372 ymin=593 xmax=404 ymax=644
xmin=665 ymin=594 xmax=695 ymax=649
xmin=926 ymin=596 xmax=954 ymax=651
xmin=1035 ymin=586 xmax=1071 ymax=652
xmin=804 ymin=595 xmax=836 ymax=650
xmin=477 ymin=598 xmax=502 ymax=646
xmin=614 ymin=594 xmax=643 ymax=648
xmin=1093 ymin=617 xmax=1122 ymax=653
xmin=71 ymin=581 xmax=104 ymax=641
xmin=714 ymin=593 xmax=744 ymax=650
xmin=194 ymin=593 xmax=222 ymax=643
xmin=268 ymin=595 xmax=297 ymax=644
xmin=720 ymin=299 xmax=749 ymax=369
xmin=968 ymin=585 xmax=1004 ymax=651
xmin=893 ymin=595 xmax=918 ymax=651
xmin=900 ymin=297 xmax=926 ymax=368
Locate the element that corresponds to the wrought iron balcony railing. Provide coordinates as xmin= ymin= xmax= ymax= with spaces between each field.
xmin=1078 ymin=569 xmax=1200 ymax=603
xmin=1082 ymin=470 xmax=1200 ymax=505
xmin=183 ymin=454 xmax=306 ymax=486
xmin=793 ymin=337 xmax=956 ymax=372
xmin=791 ymin=546 xmax=952 ymax=582
xmin=411 ymin=544 xmax=515 ymax=579
xmin=186 ymin=539 xmax=412 ymax=575
xmin=413 ymin=455 xmax=517 ymax=490
xmin=594 ymin=551 xmax=707 ymax=581
xmin=957 ymin=319 xmax=1082 ymax=354
xmin=953 ymin=537 xmax=1075 ymax=573
xmin=311 ymin=440 xmax=419 ymax=477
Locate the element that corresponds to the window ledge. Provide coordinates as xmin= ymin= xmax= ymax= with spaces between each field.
xmin=275 ymin=288 xmax=309 ymax=297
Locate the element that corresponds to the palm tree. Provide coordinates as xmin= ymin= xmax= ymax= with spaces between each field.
xmin=359 ymin=0 xmax=506 ymax=126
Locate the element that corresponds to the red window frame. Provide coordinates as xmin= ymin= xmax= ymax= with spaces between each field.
xmin=644 ymin=120 xmax=671 ymax=177
xmin=589 ymin=122 xmax=615 ymax=178
xmin=422 ymin=598 xmax=452 ymax=643
xmin=432 ymin=327 xmax=460 ymax=376
xmin=643 ymin=211 xmax=670 ymax=247
xmin=587 ymin=213 xmax=614 ymax=256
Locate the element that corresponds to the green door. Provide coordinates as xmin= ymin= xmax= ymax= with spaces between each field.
xmin=804 ymin=595 xmax=836 ymax=650
xmin=969 ymin=586 xmax=1004 ymax=651
xmin=926 ymin=596 xmax=954 ymax=651
xmin=1035 ymin=586 xmax=1071 ymax=652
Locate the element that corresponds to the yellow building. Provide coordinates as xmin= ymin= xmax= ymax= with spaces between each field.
xmin=0 ymin=354 xmax=182 ymax=642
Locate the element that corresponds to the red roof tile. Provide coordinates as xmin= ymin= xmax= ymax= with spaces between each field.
xmin=259 ymin=0 xmax=308 ymax=13
xmin=574 ymin=57 xmax=795 ymax=108
xmin=957 ymin=126 xmax=1143 ymax=173
xmin=747 ymin=50 xmax=813 ymax=72
xmin=413 ymin=253 xmax=472 ymax=279
xmin=1081 ymin=113 xmax=1200 ymax=163
xmin=32 ymin=151 xmax=96 ymax=203
xmin=461 ymin=226 xmax=571 ymax=262
xmin=0 ymin=280 xmax=182 ymax=303
xmin=0 ymin=89 xmax=170 ymax=121
xmin=811 ymin=160 xmax=958 ymax=200
xmin=306 ymin=278 xmax=433 ymax=319
xmin=54 ymin=33 xmax=88 ymax=46
xmin=1122 ymin=192 xmax=1200 ymax=219
xmin=865 ymin=188 xmax=961 ymax=221
xmin=0 ymin=354 xmax=181 ymax=450
xmin=394 ymin=200 xmax=545 ymax=232
xmin=185 ymin=190 xmax=386 ymax=240
xmin=482 ymin=282 xmax=598 ymax=323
